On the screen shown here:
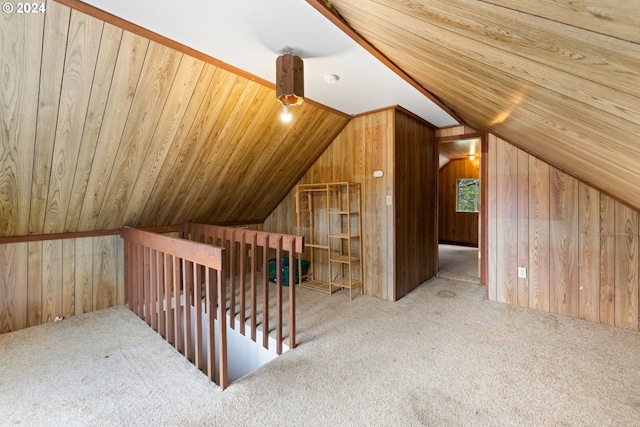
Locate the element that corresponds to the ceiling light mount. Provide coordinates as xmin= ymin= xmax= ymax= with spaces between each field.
xmin=276 ymin=49 xmax=304 ymax=122
xmin=324 ymin=74 xmax=339 ymax=84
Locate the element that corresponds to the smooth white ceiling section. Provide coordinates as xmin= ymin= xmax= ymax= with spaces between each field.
xmin=81 ymin=0 xmax=459 ymax=127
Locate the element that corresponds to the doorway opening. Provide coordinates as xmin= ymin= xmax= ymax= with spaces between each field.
xmin=437 ymin=135 xmax=482 ymax=284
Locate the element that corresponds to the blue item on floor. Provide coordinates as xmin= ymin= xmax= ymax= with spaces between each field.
xmin=268 ymin=258 xmax=310 ymax=286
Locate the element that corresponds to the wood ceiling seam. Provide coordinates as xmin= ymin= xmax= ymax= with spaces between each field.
xmin=476 ymin=0 xmax=640 ymax=44
xmin=357 ymin=18 xmax=640 ymax=139
xmin=335 ymin=0 xmax=640 ymax=97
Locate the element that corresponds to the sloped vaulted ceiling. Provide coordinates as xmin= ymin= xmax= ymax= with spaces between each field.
xmin=0 ymin=0 xmax=349 ymax=237
xmin=321 ymin=0 xmax=640 ymax=210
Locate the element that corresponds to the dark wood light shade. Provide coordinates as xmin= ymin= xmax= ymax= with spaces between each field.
xmin=276 ymin=54 xmax=304 ymax=105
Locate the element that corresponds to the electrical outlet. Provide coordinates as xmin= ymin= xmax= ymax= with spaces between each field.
xmin=386 ymin=195 xmax=392 ymax=206
xmin=518 ymin=267 xmax=527 ymax=278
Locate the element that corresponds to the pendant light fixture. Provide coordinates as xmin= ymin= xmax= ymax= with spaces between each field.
xmin=276 ymin=51 xmax=304 ymax=122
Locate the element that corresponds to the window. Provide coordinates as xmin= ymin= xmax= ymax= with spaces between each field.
xmin=456 ymin=178 xmax=479 ymax=212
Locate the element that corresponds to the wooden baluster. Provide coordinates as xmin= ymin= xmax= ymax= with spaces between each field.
xmin=238 ymin=230 xmax=246 ymax=336
xmin=262 ymin=235 xmax=269 ymax=350
xmin=229 ymin=229 xmax=236 ymax=330
xmin=173 ymin=255 xmax=182 ymax=353
xmin=289 ymin=240 xmax=297 ymax=349
xmin=149 ymin=249 xmax=157 ymax=330
xmin=205 ymin=266 xmax=215 ymax=381
xmin=217 ymin=267 xmax=228 ymax=389
xmin=193 ymin=261 xmax=202 ymax=371
xmin=164 ymin=252 xmax=173 ymax=345
xmin=183 ymin=258 xmax=193 ymax=362
xmin=250 ymin=233 xmax=258 ymax=342
xmin=276 ymin=237 xmax=283 ymax=355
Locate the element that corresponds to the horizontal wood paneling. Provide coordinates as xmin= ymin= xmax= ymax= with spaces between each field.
xmin=438 ymin=159 xmax=479 ymax=246
xmin=0 ymin=0 xmax=350 ymax=239
xmin=0 ymin=235 xmax=122 ymax=334
xmin=325 ymin=0 xmax=640 ymax=212
xmin=487 ymin=135 xmax=640 ymax=330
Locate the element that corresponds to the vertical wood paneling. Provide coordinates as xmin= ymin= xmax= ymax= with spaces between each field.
xmin=579 ymin=183 xmax=601 ymax=323
xmin=549 ymin=169 xmax=579 ymax=318
xmin=600 ymin=195 xmax=616 ymax=326
xmin=528 ymin=156 xmax=550 ymax=312
xmin=0 ymin=234 xmax=125 ymax=334
xmin=263 ymin=108 xmax=436 ymax=301
xmin=93 ymin=235 xmax=118 ymax=310
xmin=62 ymin=239 xmax=75 ymax=318
xmin=27 ymin=242 xmax=43 ymax=327
xmin=263 ymin=109 xmax=400 ymax=300
xmin=517 ymin=148 xmax=529 ymax=308
xmin=41 ymin=240 xmax=63 ymax=323
xmin=394 ymin=110 xmax=437 ymax=300
xmin=74 ymin=237 xmax=93 ymax=315
xmin=487 ymin=134 xmax=498 ymax=301
xmin=495 ymin=138 xmax=518 ymax=304
xmin=0 ymin=242 xmax=28 ymax=333
xmin=614 ymin=203 xmax=638 ymax=329
xmin=487 ymin=134 xmax=640 ymax=330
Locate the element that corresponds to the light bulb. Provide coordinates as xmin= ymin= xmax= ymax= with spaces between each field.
xmin=280 ymin=103 xmax=292 ymax=123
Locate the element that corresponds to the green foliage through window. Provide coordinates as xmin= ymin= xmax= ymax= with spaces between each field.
xmin=456 ymin=178 xmax=479 ymax=212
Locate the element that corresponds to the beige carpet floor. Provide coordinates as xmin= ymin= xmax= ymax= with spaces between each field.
xmin=2 ymin=276 xmax=640 ymax=426
xmin=437 ymin=244 xmax=479 ymax=283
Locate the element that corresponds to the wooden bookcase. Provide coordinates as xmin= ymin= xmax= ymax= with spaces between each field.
xmin=295 ymin=182 xmax=363 ymax=299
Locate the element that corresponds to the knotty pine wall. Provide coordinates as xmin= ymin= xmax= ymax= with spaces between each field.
xmin=263 ymin=107 xmax=437 ymax=301
xmin=488 ymin=134 xmax=639 ymax=330
xmin=0 ymin=235 xmax=123 ymax=333
xmin=439 ymin=158 xmax=480 ymax=246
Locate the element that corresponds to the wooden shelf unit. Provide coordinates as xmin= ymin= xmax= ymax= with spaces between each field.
xmin=295 ymin=182 xmax=363 ymax=299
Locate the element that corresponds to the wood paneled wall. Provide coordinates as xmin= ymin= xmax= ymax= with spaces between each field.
xmin=264 ymin=109 xmax=395 ymax=300
xmin=0 ymin=0 xmax=349 ymax=238
xmin=393 ymin=112 xmax=438 ymax=299
xmin=0 ymin=235 xmax=123 ymax=333
xmin=439 ymin=159 xmax=480 ymax=246
xmin=263 ymin=108 xmax=437 ymax=301
xmin=487 ymin=135 xmax=639 ymax=330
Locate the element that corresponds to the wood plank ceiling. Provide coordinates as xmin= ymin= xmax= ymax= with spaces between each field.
xmin=0 ymin=0 xmax=350 ymax=237
xmin=319 ymin=0 xmax=640 ymax=210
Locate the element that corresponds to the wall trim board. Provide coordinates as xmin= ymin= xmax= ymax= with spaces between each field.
xmin=0 ymin=225 xmax=182 ymax=245
xmin=437 ymin=132 xmax=483 ymax=143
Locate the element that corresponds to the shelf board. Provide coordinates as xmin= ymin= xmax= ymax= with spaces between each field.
xmin=299 ymin=280 xmax=339 ymax=294
xmin=329 ymin=234 xmax=359 ymax=239
xmin=330 ymin=255 xmax=360 ymax=263
xmin=329 ymin=211 xmax=359 ymax=215
xmin=305 ymin=243 xmax=329 ymax=249
xmin=331 ymin=278 xmax=363 ymax=289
